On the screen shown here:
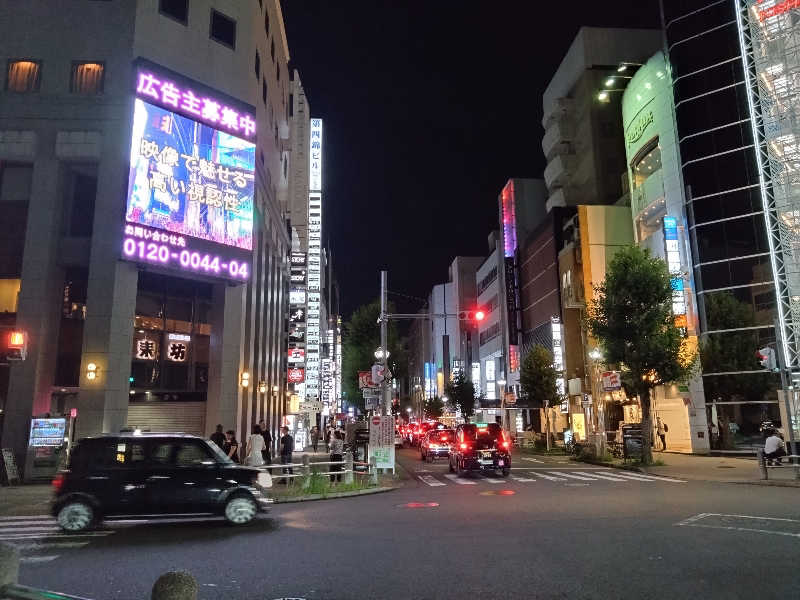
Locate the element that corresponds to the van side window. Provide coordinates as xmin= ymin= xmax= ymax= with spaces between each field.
xmin=175 ymin=442 xmax=215 ymax=466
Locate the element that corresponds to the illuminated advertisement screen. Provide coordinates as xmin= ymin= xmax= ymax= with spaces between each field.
xmin=122 ymin=60 xmax=255 ymax=282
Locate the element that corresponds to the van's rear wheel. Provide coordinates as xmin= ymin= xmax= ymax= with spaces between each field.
xmin=224 ymin=495 xmax=257 ymax=525
xmin=57 ymin=501 xmax=94 ymax=532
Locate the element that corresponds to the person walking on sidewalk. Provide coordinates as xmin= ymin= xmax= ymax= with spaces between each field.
xmin=223 ymin=430 xmax=240 ymax=463
xmin=279 ymin=426 xmax=295 ymax=482
xmin=245 ymin=424 xmax=265 ymax=467
xmin=656 ymin=417 xmax=667 ymax=452
xmin=329 ymin=430 xmax=344 ymax=483
xmin=311 ymin=426 xmax=320 ymax=453
xmin=258 ymin=419 xmax=272 ymax=464
xmin=210 ymin=424 xmax=225 ymax=451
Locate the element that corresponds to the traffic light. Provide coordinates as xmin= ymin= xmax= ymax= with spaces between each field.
xmin=458 ymin=310 xmax=486 ymax=322
xmin=757 ymin=347 xmax=776 ymax=370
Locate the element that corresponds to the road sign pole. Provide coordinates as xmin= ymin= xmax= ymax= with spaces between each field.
xmin=381 ymin=270 xmax=389 ymax=416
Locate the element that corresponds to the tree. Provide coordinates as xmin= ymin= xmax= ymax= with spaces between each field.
xmin=445 ymin=371 xmax=475 ymax=422
xmin=423 ymin=396 xmax=444 ymax=420
xmin=519 ymin=344 xmax=561 ymax=450
xmin=341 ymin=299 xmax=406 ymax=411
xmin=587 ymin=246 xmax=695 ymax=464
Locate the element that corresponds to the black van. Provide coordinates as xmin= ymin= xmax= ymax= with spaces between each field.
xmin=448 ymin=423 xmax=511 ymax=477
xmin=51 ymin=433 xmax=273 ymax=531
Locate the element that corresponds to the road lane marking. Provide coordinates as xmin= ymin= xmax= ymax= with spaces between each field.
xmin=510 ymin=475 xmax=536 ymax=482
xmin=10 ymin=541 xmax=90 ymax=550
xmin=0 ymin=527 xmax=62 ymax=534
xmin=572 ymin=471 xmax=630 ymax=481
xmin=675 ymin=513 xmax=800 ymax=538
xmin=418 ymin=475 xmax=446 ymax=487
xmin=484 ymin=478 xmax=505 ymax=484
xmin=520 ymin=457 xmax=544 ymax=463
xmin=0 ymin=515 xmax=53 ymax=521
xmin=548 ymin=471 xmax=597 ymax=481
xmin=20 ymin=555 xmax=59 ymax=564
xmin=533 ymin=472 xmax=567 ymax=481
xmin=0 ymin=532 xmax=113 ymax=540
xmin=601 ymin=470 xmax=686 ymax=483
xmin=444 ymin=474 xmax=476 ymax=485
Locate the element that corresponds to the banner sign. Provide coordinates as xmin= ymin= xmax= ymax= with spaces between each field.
xmin=601 ymin=371 xmax=622 ymax=391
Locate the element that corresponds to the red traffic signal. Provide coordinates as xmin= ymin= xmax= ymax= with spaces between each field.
xmin=2 ymin=329 xmax=27 ymax=362
xmin=458 ymin=310 xmax=486 ymax=322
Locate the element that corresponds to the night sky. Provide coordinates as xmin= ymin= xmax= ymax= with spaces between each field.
xmin=282 ymin=1 xmax=661 ymax=318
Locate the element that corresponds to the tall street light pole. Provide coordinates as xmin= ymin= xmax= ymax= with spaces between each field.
xmin=380 ymin=270 xmax=389 ymax=416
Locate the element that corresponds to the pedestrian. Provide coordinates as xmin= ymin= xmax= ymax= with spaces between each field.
xmin=210 ymin=424 xmax=225 ymax=450
xmin=279 ymin=426 xmax=295 ymax=483
xmin=259 ymin=419 xmax=272 ymax=464
xmin=656 ymin=416 xmax=667 ymax=451
xmin=329 ymin=430 xmax=344 ymax=483
xmin=311 ymin=426 xmax=320 ymax=453
xmin=764 ymin=429 xmax=786 ymax=465
xmin=325 ymin=426 xmax=332 ymax=453
xmin=708 ymin=421 xmax=718 ymax=450
xmin=223 ymin=430 xmax=240 ymax=463
xmin=245 ymin=424 xmax=266 ymax=467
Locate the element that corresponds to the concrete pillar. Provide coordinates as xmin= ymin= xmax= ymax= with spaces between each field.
xmin=206 ymin=283 xmax=245 ymax=439
xmin=3 ymin=134 xmax=66 ymax=470
xmin=74 ymin=121 xmax=138 ymax=440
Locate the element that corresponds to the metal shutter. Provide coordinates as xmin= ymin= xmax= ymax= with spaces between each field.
xmin=126 ymin=402 xmax=206 ymax=436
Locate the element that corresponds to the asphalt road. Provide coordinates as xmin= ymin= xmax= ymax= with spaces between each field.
xmin=12 ymin=447 xmax=800 ymax=600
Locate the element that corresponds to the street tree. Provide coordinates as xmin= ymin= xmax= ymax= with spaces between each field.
xmin=445 ymin=371 xmax=475 ymax=422
xmin=341 ymin=299 xmax=406 ymax=410
xmin=587 ymin=245 xmax=695 ymax=465
xmin=423 ymin=396 xmax=444 ymax=420
xmin=519 ymin=344 xmax=560 ymax=450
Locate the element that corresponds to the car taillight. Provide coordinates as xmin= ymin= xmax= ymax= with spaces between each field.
xmin=459 ymin=443 xmax=468 ymax=450
xmin=52 ymin=473 xmax=65 ymax=493
xmin=502 ymin=441 xmax=510 ymax=449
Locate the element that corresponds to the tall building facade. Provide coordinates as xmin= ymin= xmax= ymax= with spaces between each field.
xmin=0 ymin=0 xmax=294 ymax=475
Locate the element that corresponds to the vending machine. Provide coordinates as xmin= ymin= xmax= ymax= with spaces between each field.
xmin=25 ymin=417 xmax=67 ymax=481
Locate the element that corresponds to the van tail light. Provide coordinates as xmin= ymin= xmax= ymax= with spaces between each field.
xmin=459 ymin=443 xmax=468 ymax=450
xmin=502 ymin=441 xmax=510 ymax=449
xmin=52 ymin=472 xmax=65 ymax=493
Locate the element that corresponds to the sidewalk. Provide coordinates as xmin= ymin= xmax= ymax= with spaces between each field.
xmin=628 ymin=452 xmax=800 ymax=486
xmin=0 ymin=484 xmax=52 ymax=516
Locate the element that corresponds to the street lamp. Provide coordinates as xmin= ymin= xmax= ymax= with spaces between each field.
xmin=374 ymin=348 xmax=390 ymax=360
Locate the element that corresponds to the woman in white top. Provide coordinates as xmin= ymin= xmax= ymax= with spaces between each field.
xmin=245 ymin=424 xmax=266 ymax=467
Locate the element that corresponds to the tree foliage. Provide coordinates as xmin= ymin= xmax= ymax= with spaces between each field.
xmin=520 ymin=345 xmax=560 ymax=409
xmin=445 ymin=371 xmax=475 ymax=422
xmin=587 ymin=246 xmax=695 ymax=464
xmin=423 ymin=396 xmax=445 ymax=420
xmin=341 ymin=299 xmax=406 ymax=411
xmin=700 ymin=292 xmax=776 ymax=405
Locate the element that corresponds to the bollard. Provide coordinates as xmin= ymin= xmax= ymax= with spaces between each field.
xmin=302 ymin=454 xmax=311 ymax=490
xmin=151 ymin=570 xmax=198 ymax=600
xmin=344 ymin=450 xmax=353 ymax=484
xmin=369 ymin=455 xmax=378 ymax=486
xmin=0 ymin=543 xmax=20 ymax=590
xmin=758 ymin=449 xmax=768 ymax=480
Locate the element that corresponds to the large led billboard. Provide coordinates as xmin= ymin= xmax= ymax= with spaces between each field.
xmin=122 ymin=60 xmax=255 ymax=282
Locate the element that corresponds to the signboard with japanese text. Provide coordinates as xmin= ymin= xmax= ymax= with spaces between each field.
xmin=288 ymin=348 xmax=305 ymax=364
xmin=122 ymin=60 xmax=255 ymax=283
xmin=359 ymin=370 xmax=377 ymax=389
xmin=369 ymin=415 xmax=395 ymax=470
xmin=601 ymin=371 xmax=622 ymax=391
xmin=134 ymin=333 xmax=159 ymax=361
xmin=288 ymin=368 xmax=305 ymax=383
xmin=29 ymin=418 xmax=67 ymax=447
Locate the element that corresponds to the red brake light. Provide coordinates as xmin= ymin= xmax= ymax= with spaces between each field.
xmin=440 ymin=435 xmax=448 ymax=441
xmin=502 ymin=441 xmax=510 ymax=449
xmin=459 ymin=442 xmax=468 ymax=450
xmin=52 ymin=473 xmax=65 ymax=493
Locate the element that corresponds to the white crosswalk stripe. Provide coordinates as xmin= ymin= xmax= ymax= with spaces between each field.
xmin=572 ymin=471 xmax=631 ymax=482
xmin=533 ymin=472 xmax=568 ymax=481
xmin=598 ymin=470 xmax=687 ymax=483
xmin=510 ymin=475 xmax=536 ymax=482
xmin=418 ymin=475 xmax=446 ymax=487
xmin=0 ymin=515 xmax=114 ymax=564
xmin=520 ymin=457 xmax=544 ymax=463
xmin=484 ymin=478 xmax=505 ymax=484
xmin=444 ymin=474 xmax=476 ymax=485
xmin=547 ymin=471 xmax=598 ymax=481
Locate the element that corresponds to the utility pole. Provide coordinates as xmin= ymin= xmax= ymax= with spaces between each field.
xmin=380 ymin=270 xmax=389 ymax=416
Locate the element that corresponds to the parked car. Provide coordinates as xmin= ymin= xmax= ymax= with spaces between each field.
xmin=448 ymin=423 xmax=511 ymax=477
xmin=420 ymin=429 xmax=454 ymax=462
xmin=51 ymin=433 xmax=273 ymax=532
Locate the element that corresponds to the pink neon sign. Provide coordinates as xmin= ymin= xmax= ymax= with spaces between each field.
xmin=135 ymin=70 xmax=256 ymax=139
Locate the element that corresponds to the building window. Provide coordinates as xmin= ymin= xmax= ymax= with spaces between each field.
xmin=276 ymin=64 xmax=280 ymax=82
xmin=254 ymin=50 xmax=260 ymax=79
xmin=271 ymin=40 xmax=275 ymax=61
xmin=283 ymin=155 xmax=287 ymax=179
xmin=477 ymin=266 xmax=498 ymax=295
xmin=262 ymin=80 xmax=267 ymax=105
xmin=70 ymin=62 xmax=104 ymax=95
xmin=210 ymin=9 xmax=236 ymax=50
xmin=264 ymin=12 xmax=270 ymax=36
xmin=6 ymin=60 xmax=41 ymax=92
xmin=631 ymin=140 xmax=661 ymax=189
xmin=159 ymin=0 xmax=188 ymax=24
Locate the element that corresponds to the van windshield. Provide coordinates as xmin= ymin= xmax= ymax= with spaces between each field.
xmin=205 ymin=440 xmax=234 ymax=464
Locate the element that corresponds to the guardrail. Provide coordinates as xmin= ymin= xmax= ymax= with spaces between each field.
xmin=757 ymin=449 xmax=800 ymax=480
xmin=258 ymin=451 xmax=379 ymax=487
xmin=1 ymin=543 xmax=198 ymax=599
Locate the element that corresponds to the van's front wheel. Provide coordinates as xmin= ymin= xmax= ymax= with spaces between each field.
xmin=57 ymin=501 xmax=94 ymax=532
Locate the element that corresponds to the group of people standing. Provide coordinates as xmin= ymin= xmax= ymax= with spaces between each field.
xmin=209 ymin=422 xmax=296 ymax=475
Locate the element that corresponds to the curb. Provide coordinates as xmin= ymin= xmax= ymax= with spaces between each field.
xmin=273 ymin=486 xmax=396 ymax=504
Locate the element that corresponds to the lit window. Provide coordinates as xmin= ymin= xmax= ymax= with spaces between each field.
xmin=71 ymin=62 xmax=104 ymax=95
xmin=6 ymin=60 xmax=41 ymax=92
xmin=631 ymin=141 xmax=661 ymax=189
